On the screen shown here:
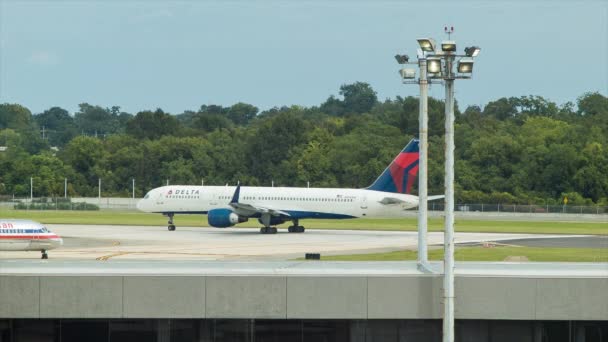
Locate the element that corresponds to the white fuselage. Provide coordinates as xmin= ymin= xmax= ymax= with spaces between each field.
xmin=137 ymin=185 xmax=419 ymax=220
xmin=0 ymin=220 xmax=63 ymax=251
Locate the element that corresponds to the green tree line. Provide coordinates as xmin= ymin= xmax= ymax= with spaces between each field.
xmin=1 ymin=83 xmax=607 ymax=205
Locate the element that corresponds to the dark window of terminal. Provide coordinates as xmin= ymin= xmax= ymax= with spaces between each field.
xmin=12 ymin=320 xmax=59 ymax=342
xmin=110 ymin=320 xmax=157 ymax=342
xmin=61 ymin=320 xmax=108 ymax=342
xmin=2 ymin=319 xmax=608 ymax=342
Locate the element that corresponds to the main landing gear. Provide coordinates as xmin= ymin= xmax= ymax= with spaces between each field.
xmin=259 ymin=213 xmax=277 ymax=234
xmin=41 ymin=250 xmax=48 ymax=259
xmin=288 ymin=219 xmax=305 ymax=233
xmin=166 ymin=213 xmax=176 ymax=231
xmin=260 ymin=227 xmax=278 ymax=234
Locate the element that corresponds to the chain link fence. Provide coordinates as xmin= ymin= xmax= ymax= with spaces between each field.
xmin=0 ymin=197 xmax=138 ymax=211
xmin=428 ymin=203 xmax=608 ymax=215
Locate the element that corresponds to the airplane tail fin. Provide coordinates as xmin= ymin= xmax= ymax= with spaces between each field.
xmin=366 ymin=139 xmax=419 ymax=194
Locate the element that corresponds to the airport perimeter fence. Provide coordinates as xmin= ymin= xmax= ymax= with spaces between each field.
xmin=1 ymin=197 xmax=607 ymax=215
xmin=429 ymin=203 xmax=608 ymax=215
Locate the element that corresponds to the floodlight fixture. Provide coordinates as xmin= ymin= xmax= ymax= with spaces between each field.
xmin=417 ymin=38 xmax=436 ymax=52
xmin=465 ymin=46 xmax=480 ymax=57
xmin=441 ymin=41 xmax=456 ymax=52
xmin=427 ymin=57 xmax=442 ymax=75
xmin=394 ymin=54 xmax=410 ymax=64
xmin=457 ymin=58 xmax=474 ymax=73
xmin=399 ymin=68 xmax=416 ymax=79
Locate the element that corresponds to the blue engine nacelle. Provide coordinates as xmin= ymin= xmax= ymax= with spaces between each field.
xmin=208 ymin=209 xmax=247 ymax=228
xmin=257 ymin=217 xmax=287 ymax=226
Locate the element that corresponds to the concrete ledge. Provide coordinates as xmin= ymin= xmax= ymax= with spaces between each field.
xmin=535 ymin=278 xmax=608 ymax=320
xmin=287 ymin=277 xmax=367 ymax=319
xmin=1 ymin=262 xmax=606 ymax=320
xmin=206 ymin=276 xmax=286 ymax=318
xmin=0 ymin=276 xmax=39 ymax=318
xmin=39 ymin=276 xmax=123 ymax=318
xmin=368 ymin=277 xmax=441 ymax=319
xmin=123 ymin=276 xmax=205 ymax=318
xmin=455 ymin=277 xmax=536 ymax=320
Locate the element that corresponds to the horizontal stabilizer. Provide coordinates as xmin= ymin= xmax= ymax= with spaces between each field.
xmin=428 ymin=195 xmax=444 ymax=201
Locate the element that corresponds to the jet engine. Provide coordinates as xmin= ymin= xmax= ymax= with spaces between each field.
xmin=207 ymin=209 xmax=247 ymax=228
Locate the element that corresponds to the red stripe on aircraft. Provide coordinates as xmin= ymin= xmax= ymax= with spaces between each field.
xmin=388 ymin=152 xmax=419 ymax=193
xmin=393 ymin=152 xmax=418 ymax=169
xmin=0 ymin=234 xmax=60 ymax=240
xmin=406 ymin=165 xmax=419 ymax=194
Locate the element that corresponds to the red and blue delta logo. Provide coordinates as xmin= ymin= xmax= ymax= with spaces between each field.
xmin=367 ymin=139 xmax=419 ymax=194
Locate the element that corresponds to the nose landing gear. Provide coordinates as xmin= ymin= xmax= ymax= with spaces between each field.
xmin=41 ymin=250 xmax=48 ymax=259
xmin=166 ymin=213 xmax=176 ymax=231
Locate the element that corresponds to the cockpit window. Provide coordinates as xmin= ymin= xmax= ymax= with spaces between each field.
xmin=144 ymin=193 xmax=150 ymax=199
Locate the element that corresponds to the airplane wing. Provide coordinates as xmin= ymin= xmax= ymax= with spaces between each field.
xmin=230 ymin=202 xmax=290 ymax=217
xmin=379 ymin=195 xmax=444 ymax=205
xmin=229 ymin=185 xmax=290 ymax=217
xmin=379 ymin=197 xmax=405 ymax=205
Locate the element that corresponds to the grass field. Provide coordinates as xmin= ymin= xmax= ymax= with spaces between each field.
xmin=0 ymin=209 xmax=606 ymax=235
xmin=316 ymin=246 xmax=608 ymax=262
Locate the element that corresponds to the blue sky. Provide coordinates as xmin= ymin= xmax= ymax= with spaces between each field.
xmin=1 ymin=0 xmax=606 ymax=115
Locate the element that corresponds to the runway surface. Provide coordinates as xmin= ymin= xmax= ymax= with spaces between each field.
xmin=0 ymin=224 xmax=596 ymax=261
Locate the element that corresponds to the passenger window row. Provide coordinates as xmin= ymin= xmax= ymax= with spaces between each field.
xmin=217 ymin=196 xmax=355 ymax=203
xmin=0 ymin=229 xmax=43 ymax=234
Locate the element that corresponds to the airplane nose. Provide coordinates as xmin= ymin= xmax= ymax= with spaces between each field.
xmin=136 ymin=199 xmax=144 ymax=211
xmin=51 ymin=237 xmax=63 ymax=248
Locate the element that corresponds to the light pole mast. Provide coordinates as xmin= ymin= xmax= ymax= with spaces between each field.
xmin=396 ymin=34 xmax=480 ymax=342
xmin=418 ymin=57 xmax=429 ymax=264
xmin=443 ymin=54 xmax=456 ymax=342
xmin=395 ymin=52 xmax=431 ymax=266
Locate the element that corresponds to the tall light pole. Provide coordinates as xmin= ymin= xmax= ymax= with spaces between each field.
xmin=397 ymin=31 xmax=481 ymax=342
xmin=418 ymin=57 xmax=429 ymax=264
xmin=395 ymin=52 xmax=432 ymax=266
xmin=443 ymin=50 xmax=457 ymax=342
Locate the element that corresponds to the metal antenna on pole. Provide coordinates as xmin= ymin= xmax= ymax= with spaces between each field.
xmin=444 ymin=26 xmax=454 ymax=39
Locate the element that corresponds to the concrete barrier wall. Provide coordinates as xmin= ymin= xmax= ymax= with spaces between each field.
xmin=2 ymin=274 xmax=606 ymax=320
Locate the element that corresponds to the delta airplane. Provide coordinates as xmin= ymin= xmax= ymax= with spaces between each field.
xmin=0 ymin=220 xmax=63 ymax=258
xmin=137 ymin=139 xmax=443 ymax=234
